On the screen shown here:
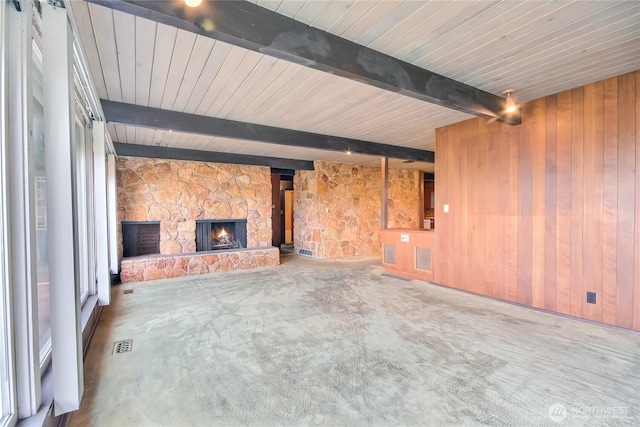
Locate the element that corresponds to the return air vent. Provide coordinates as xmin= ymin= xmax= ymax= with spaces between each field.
xmin=384 ymin=244 xmax=396 ymax=264
xmin=113 ymin=339 xmax=133 ymax=355
xmin=297 ymin=248 xmax=313 ymax=257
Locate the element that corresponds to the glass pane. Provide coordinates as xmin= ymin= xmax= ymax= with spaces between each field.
xmin=84 ymin=127 xmax=97 ymax=296
xmin=33 ymin=45 xmax=51 ymax=359
xmin=74 ymin=120 xmax=89 ymax=303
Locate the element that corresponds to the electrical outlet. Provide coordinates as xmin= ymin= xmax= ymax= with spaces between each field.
xmin=586 ymin=291 xmax=596 ymax=304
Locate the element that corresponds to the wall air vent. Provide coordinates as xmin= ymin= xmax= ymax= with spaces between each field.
xmin=297 ymin=248 xmax=313 ymax=257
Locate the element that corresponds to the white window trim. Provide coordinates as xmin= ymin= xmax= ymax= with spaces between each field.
xmin=42 ymin=3 xmax=84 ymax=415
xmin=73 ymin=116 xmax=90 ymax=305
xmin=93 ymin=122 xmax=111 ymax=306
xmin=0 ymin=0 xmax=17 ymax=424
xmin=6 ymin=1 xmax=41 ymax=418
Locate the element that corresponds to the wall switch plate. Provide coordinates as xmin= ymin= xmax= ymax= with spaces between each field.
xmin=586 ymin=292 xmax=596 ymax=304
xmin=400 ymin=233 xmax=409 ymax=242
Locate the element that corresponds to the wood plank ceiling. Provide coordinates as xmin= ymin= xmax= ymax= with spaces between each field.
xmin=69 ymin=0 xmax=640 ymax=171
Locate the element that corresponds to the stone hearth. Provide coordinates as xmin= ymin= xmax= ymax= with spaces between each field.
xmin=120 ymin=247 xmax=279 ymax=283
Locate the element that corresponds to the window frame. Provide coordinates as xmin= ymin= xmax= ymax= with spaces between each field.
xmin=0 ymin=1 xmax=18 ymax=425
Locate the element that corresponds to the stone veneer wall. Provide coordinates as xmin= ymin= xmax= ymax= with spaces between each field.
xmin=294 ymin=161 xmax=420 ymax=258
xmin=117 ymin=157 xmax=273 ymax=260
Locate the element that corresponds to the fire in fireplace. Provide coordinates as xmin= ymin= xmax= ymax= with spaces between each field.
xmin=211 ymin=224 xmax=239 ymax=249
xmin=196 ymin=219 xmax=247 ymax=252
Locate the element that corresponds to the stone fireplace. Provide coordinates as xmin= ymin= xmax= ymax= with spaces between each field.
xmin=116 ymin=157 xmax=279 ymax=282
xmin=196 ymin=219 xmax=247 ymax=251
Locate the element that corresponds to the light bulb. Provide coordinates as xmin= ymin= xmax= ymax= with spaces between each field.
xmin=505 ymin=91 xmax=517 ymax=113
xmin=185 ymin=0 xmax=202 ymax=8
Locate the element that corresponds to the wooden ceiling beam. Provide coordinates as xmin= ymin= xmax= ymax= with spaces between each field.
xmin=113 ymin=142 xmax=315 ymax=170
xmin=86 ymin=0 xmax=520 ymax=125
xmin=102 ymin=100 xmax=436 ymax=163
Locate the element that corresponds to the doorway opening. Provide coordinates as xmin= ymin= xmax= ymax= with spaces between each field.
xmin=271 ymin=169 xmax=295 ymax=252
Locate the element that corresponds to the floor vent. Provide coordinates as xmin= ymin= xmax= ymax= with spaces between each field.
xmin=113 ymin=339 xmax=133 ymax=354
xmin=381 ymin=273 xmax=413 ymax=282
xmin=123 ymin=289 xmax=134 ymax=294
xmin=297 ymin=248 xmax=313 ymax=257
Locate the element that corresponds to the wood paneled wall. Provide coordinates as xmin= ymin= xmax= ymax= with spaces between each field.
xmin=435 ymin=71 xmax=640 ymax=331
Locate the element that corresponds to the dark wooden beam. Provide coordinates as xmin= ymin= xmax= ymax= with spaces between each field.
xmin=102 ymin=100 xmax=435 ymax=163
xmin=271 ymin=168 xmax=296 ymax=176
xmin=87 ymin=0 xmax=520 ymax=125
xmin=114 ymin=142 xmax=315 ymax=170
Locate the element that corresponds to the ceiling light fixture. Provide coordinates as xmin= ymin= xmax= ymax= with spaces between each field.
xmin=504 ymin=91 xmax=517 ymax=114
xmin=185 ymin=0 xmax=202 ymax=8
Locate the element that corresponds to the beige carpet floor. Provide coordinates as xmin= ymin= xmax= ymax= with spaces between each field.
xmin=68 ymin=254 xmax=640 ymax=426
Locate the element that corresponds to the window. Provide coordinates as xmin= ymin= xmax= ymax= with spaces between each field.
xmin=73 ymin=117 xmax=93 ymax=303
xmin=32 ymin=42 xmax=51 ymax=363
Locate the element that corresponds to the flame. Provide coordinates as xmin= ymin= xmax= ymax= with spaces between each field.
xmin=218 ymin=228 xmax=228 ymax=238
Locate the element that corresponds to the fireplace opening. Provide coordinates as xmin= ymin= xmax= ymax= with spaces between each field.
xmin=122 ymin=221 xmax=160 ymax=257
xmin=196 ymin=219 xmax=247 ymax=252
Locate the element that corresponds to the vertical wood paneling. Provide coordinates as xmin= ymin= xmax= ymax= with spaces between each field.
xmin=582 ymin=82 xmax=604 ymax=322
xmin=436 ymin=127 xmax=449 ymax=287
xmin=434 ymin=71 xmax=640 ymax=332
xmin=477 ymin=120 xmax=489 ymax=295
xmin=635 ymin=71 xmax=640 ymax=331
xmin=496 ymin=122 xmax=510 ymax=300
xmin=602 ymin=78 xmax=618 ymax=326
xmin=616 ymin=73 xmax=635 ymax=329
xmin=544 ymin=96 xmax=557 ymax=311
xmin=570 ymin=87 xmax=584 ymax=318
xmin=555 ymin=91 xmax=572 ymax=315
xmin=485 ymin=121 xmax=499 ymax=297
xmin=531 ymin=98 xmax=546 ymax=308
xmin=454 ymin=121 xmax=470 ymax=289
xmin=517 ymin=103 xmax=533 ymax=305
xmin=507 ymin=126 xmax=520 ymax=302
xmin=467 ymin=120 xmax=479 ymax=292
